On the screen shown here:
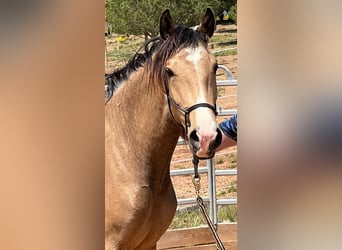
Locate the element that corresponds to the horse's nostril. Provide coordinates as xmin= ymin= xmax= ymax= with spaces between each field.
xmin=189 ymin=130 xmax=199 ymax=142
xmin=189 ymin=130 xmax=200 ymax=153
xmin=209 ymin=128 xmax=222 ymax=151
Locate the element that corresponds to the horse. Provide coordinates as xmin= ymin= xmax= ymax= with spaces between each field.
xmin=105 ymin=8 xmax=222 ymax=250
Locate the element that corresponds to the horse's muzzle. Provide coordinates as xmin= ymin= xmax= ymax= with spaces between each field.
xmin=189 ymin=128 xmax=222 ymax=159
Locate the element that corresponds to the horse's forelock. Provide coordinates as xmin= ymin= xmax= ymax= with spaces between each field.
xmin=150 ymin=26 xmax=207 ymax=88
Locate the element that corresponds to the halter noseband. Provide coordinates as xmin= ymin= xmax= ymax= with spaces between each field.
xmin=164 ymin=81 xmax=217 ymax=137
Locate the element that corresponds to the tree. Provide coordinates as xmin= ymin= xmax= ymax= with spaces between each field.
xmin=228 ymin=3 xmax=237 ymax=24
xmin=217 ymin=0 xmax=236 ymax=13
xmin=216 ymin=0 xmax=237 ymax=23
xmin=105 ymin=0 xmax=221 ymax=39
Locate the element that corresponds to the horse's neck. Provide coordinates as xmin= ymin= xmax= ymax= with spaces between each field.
xmin=106 ymin=68 xmax=181 ymax=184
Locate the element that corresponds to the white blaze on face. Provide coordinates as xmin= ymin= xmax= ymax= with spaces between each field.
xmin=184 ymin=47 xmax=204 ymax=96
xmin=185 ymin=47 xmax=203 ymax=70
xmin=185 ymin=47 xmax=217 ymax=156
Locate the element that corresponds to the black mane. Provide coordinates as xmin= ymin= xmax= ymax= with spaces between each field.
xmin=105 ymin=26 xmax=207 ymax=103
xmin=105 ymin=37 xmax=161 ymax=102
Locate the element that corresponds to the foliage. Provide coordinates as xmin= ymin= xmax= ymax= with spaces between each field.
xmin=217 ymin=0 xmax=236 ymax=15
xmin=105 ymin=0 xmax=222 ymax=38
xmin=228 ymin=3 xmax=237 ymax=24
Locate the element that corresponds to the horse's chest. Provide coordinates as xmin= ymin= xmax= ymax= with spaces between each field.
xmin=126 ymin=183 xmax=177 ymax=246
xmin=130 ymin=183 xmax=176 ymax=223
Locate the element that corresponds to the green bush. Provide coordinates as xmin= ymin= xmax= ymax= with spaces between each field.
xmin=228 ymin=3 xmax=237 ymax=24
xmin=106 ymin=0 xmax=221 ymax=38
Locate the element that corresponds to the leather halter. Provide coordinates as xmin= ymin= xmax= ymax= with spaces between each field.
xmin=164 ymin=80 xmax=217 ymax=137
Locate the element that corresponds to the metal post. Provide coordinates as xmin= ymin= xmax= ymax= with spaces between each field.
xmin=207 ymin=158 xmax=218 ymax=228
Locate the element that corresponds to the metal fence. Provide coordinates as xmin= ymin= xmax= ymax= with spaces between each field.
xmin=171 ymin=64 xmax=237 ymax=227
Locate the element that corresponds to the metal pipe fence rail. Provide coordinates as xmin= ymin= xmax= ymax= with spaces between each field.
xmin=172 ymin=64 xmax=237 ymax=227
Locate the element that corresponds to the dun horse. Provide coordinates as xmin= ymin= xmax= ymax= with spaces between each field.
xmin=105 ymin=9 xmax=222 ymax=249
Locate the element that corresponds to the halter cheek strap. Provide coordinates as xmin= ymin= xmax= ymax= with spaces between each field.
xmin=165 ymin=82 xmax=217 ymax=137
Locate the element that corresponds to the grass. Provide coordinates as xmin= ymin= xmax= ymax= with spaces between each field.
xmin=214 ymin=152 xmax=237 ymax=169
xmin=213 ymin=48 xmax=237 ymax=57
xmin=228 ymin=179 xmax=237 ymax=194
xmin=107 ymin=50 xmax=134 ymax=62
xmin=217 ymin=179 xmax=237 ymax=197
xmin=210 ymin=33 xmax=237 ymax=44
xmin=218 ymin=205 xmax=237 ymax=223
xmin=170 ymin=204 xmax=237 ymax=229
xmin=217 ymin=87 xmax=226 ymax=95
xmin=218 ymin=189 xmax=228 ymax=196
xmin=215 ymin=157 xmax=225 ymax=165
xmin=227 ymin=152 xmax=237 ymax=169
xmin=210 ymin=30 xmax=237 ymax=58
xmin=170 ymin=206 xmax=207 ymax=229
xmin=228 ymin=153 xmax=237 ymax=163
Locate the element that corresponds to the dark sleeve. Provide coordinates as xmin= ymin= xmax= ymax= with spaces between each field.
xmin=219 ymin=114 xmax=237 ymax=141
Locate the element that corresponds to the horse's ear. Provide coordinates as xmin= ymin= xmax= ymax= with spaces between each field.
xmin=160 ymin=9 xmax=175 ymax=40
xmin=198 ymin=8 xmax=216 ymax=39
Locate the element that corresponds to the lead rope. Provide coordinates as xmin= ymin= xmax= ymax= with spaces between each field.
xmin=192 ymin=156 xmax=226 ymax=250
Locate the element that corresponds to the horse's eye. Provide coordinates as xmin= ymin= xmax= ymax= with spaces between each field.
xmin=165 ymin=67 xmax=175 ymax=77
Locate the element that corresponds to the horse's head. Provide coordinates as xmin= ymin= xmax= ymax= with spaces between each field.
xmin=158 ymin=8 xmax=222 ymax=159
